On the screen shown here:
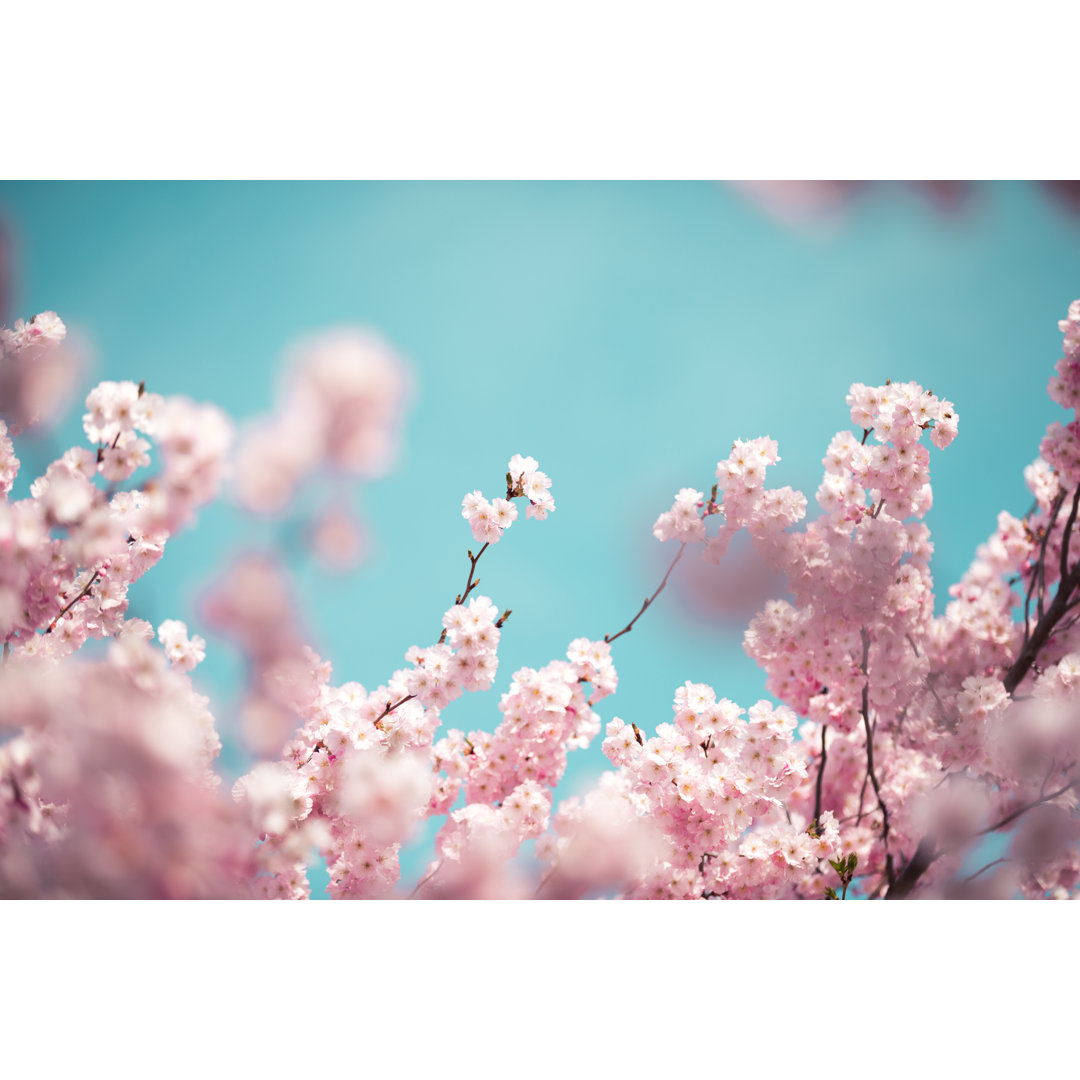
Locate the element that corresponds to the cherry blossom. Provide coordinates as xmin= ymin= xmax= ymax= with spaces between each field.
xmin=4 ymin=298 xmax=1080 ymax=900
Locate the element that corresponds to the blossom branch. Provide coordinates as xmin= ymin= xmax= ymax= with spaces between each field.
xmin=45 ymin=568 xmax=103 ymax=634
xmin=1006 ymin=550 xmax=1080 ymax=694
xmin=888 ymin=774 xmax=1079 ymax=899
xmin=893 ymin=486 xmax=1080 ymax=897
xmin=1024 ymin=488 xmax=1065 ymax=636
xmin=969 ymin=775 xmax=1077 ymax=840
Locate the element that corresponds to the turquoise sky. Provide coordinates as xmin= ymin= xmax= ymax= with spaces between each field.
xmin=2 ymin=181 xmax=1078 ymax=892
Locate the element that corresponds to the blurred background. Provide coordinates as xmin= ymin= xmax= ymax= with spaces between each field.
xmin=1 ymin=180 xmax=1078 ymax=891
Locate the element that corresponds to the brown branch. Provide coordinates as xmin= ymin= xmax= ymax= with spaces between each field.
xmin=885 ymin=836 xmax=937 ymax=899
xmin=887 ymin=552 xmax=1080 ymax=899
xmin=1023 ymin=489 xmax=1065 ymax=649
xmin=969 ymin=777 xmax=1078 ymax=840
xmin=1060 ymin=483 xmax=1080 ymax=584
xmin=962 ymin=857 xmax=1012 ymax=885
xmin=812 ymin=724 xmax=828 ymax=829
xmin=363 ymin=541 xmax=497 ymax=731
xmin=887 ymin=775 xmax=1079 ymax=899
xmin=456 ymin=542 xmax=490 ymax=608
xmin=374 ymin=694 xmax=416 ymax=726
xmin=1006 ymin=558 xmax=1080 ymax=695
xmin=604 ymin=543 xmax=687 ymax=644
xmin=860 ymin=628 xmax=895 ymax=889
xmin=45 ymin=569 xmax=103 ymax=634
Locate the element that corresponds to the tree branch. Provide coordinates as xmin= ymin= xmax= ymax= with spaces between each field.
xmin=887 ymin=776 xmax=1079 ymax=898
xmin=45 ymin=569 xmax=103 ymax=634
xmin=604 ymin=543 xmax=687 ymax=645
xmin=892 ymin=486 xmax=1080 ymax=898
xmin=812 ymin=724 xmax=828 ymax=829
xmin=1023 ymin=489 xmax=1065 ymax=649
xmin=860 ymin=628 xmax=895 ymax=889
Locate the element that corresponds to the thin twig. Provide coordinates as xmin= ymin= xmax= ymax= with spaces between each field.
xmin=374 ymin=694 xmax=416 ymax=725
xmin=45 ymin=569 xmax=103 ymax=634
xmin=604 ymin=543 xmax=687 ymax=644
xmin=409 ymin=860 xmax=443 ymax=898
xmin=456 ymin=542 xmax=490 ymax=607
xmin=860 ymin=628 xmax=895 ymax=888
xmin=963 ymin=857 xmax=1011 ymax=884
xmin=969 ymin=777 xmax=1078 ymax=839
xmin=1060 ymin=484 xmax=1080 ymax=584
xmin=374 ymin=542 xmax=494 ymax=728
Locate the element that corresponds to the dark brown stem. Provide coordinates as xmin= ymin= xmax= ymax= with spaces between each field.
xmin=886 ymin=836 xmax=937 ymax=899
xmin=604 ymin=543 xmax=687 ymax=644
xmin=45 ymin=569 xmax=103 ymax=634
xmin=855 ymin=765 xmax=872 ymax=826
xmin=374 ymin=694 xmax=416 ymax=725
xmin=860 ymin=628 xmax=895 ymax=889
xmin=962 ymin=857 xmax=1011 ymax=884
xmin=888 ymin=775 xmax=1079 ymax=899
xmin=1023 ymin=490 xmax=1065 ymax=645
xmin=457 ymin=542 xmax=490 ymax=607
xmin=812 ymin=724 xmax=828 ymax=829
xmin=969 ymin=777 xmax=1077 ymax=839
xmin=1006 ymin=563 xmax=1080 ymax=695
xmin=1060 ymin=484 xmax=1080 ymax=584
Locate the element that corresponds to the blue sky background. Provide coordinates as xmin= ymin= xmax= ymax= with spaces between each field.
xmin=1 ymin=181 xmax=1078 ymax=892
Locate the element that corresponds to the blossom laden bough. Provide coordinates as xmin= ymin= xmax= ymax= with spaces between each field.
xmin=3 ymin=299 xmax=1080 ymax=899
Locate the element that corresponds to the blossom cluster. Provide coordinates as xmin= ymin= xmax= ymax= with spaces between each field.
xmin=233 ymin=329 xmax=410 ymax=514
xmin=0 ymin=622 xmax=249 ymax=898
xmin=585 ymin=689 xmax=844 ymax=899
xmin=0 ymin=310 xmax=79 ymax=435
xmin=462 ymin=453 xmax=555 ymax=544
xmin=4 ymin=296 xmax=1080 ymax=899
xmin=2 ymin=348 xmax=231 ymax=667
xmin=229 ymin=328 xmax=409 ymax=576
xmin=1041 ymin=300 xmax=1080 ymax=486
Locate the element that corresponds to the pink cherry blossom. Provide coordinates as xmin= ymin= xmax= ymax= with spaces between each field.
xmin=4 ymin=297 xmax=1080 ymax=901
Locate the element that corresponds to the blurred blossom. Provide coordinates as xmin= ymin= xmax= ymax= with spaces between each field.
xmin=536 ymin=775 xmax=673 ymax=899
xmin=673 ymin=531 xmax=789 ymax=626
xmin=0 ymin=223 xmax=9 ymax=323
xmin=233 ymin=327 xmax=411 ymax=515
xmin=730 ymin=180 xmax=1080 ymax=227
xmin=728 ymin=180 xmax=867 ymax=223
xmin=0 ymin=647 xmax=253 ymax=899
xmin=201 ymin=552 xmax=325 ymax=758
xmin=309 ymin=503 xmax=368 ymax=573
xmin=0 ymin=310 xmax=84 ymax=436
